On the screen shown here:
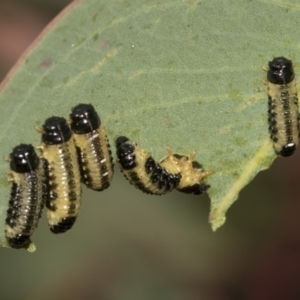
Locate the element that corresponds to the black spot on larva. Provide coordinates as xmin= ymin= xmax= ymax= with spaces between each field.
xmin=48 ymin=206 xmax=57 ymax=213
xmin=6 ymin=235 xmax=31 ymax=249
xmin=67 ymin=170 xmax=74 ymax=177
xmin=150 ymin=165 xmax=162 ymax=183
xmin=145 ymin=157 xmax=156 ymax=173
xmin=8 ymin=197 xmax=21 ymax=210
xmin=42 ymin=116 xmax=72 ymax=145
xmin=68 ymin=191 xmax=77 ymax=200
xmin=128 ymin=171 xmax=140 ymax=182
xmin=100 ymin=182 xmax=110 ymax=190
xmin=6 ymin=207 xmax=20 ymax=219
xmin=157 ymin=169 xmax=170 ymax=190
xmin=271 ymin=128 xmax=278 ymax=134
xmin=166 ymin=173 xmax=181 ymax=191
xmin=177 ymin=183 xmax=210 ymax=195
xmin=173 ymin=154 xmax=185 ymax=160
xmin=192 ymin=161 xmax=202 ymax=169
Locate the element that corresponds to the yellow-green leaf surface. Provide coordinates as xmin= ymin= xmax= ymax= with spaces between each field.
xmin=0 ymin=0 xmax=298 ymax=249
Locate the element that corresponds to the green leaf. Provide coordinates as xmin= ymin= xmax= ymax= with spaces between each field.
xmin=0 ymin=0 xmax=297 ymax=249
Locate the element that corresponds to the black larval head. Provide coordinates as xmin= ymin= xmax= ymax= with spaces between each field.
xmin=267 ymin=56 xmax=295 ymax=84
xmin=70 ymin=103 xmax=100 ymax=134
xmin=116 ymin=141 xmax=136 ymax=170
xmin=42 ymin=116 xmax=71 ymax=145
xmin=115 ymin=136 xmax=129 ymax=148
xmin=10 ymin=144 xmax=40 ymax=173
xmin=116 ymin=143 xmax=134 ymax=158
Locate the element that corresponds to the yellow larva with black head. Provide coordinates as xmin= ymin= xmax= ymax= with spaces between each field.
xmin=160 ymin=148 xmax=213 ymax=195
xmin=70 ymin=104 xmax=114 ymax=191
xmin=5 ymin=144 xmax=44 ymax=249
xmin=266 ymin=56 xmax=300 ymax=157
xmin=115 ymin=136 xmax=181 ymax=195
xmin=38 ymin=116 xmax=81 ymax=234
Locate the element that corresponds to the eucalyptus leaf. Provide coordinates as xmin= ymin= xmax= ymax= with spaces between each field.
xmin=1 ymin=0 xmax=297 ymax=250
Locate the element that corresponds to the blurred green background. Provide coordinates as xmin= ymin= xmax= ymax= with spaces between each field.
xmin=1 ymin=1 xmax=300 ymax=299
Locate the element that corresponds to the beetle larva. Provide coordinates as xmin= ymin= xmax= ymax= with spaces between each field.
xmin=160 ymin=148 xmax=212 ymax=195
xmin=70 ymin=104 xmax=114 ymax=191
xmin=38 ymin=116 xmax=81 ymax=233
xmin=266 ymin=56 xmax=299 ymax=156
xmin=5 ymin=144 xmax=44 ymax=249
xmin=115 ymin=136 xmax=181 ymax=195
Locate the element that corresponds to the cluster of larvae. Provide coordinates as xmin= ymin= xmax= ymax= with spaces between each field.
xmin=6 ymin=56 xmax=300 ymax=249
xmin=5 ymin=104 xmax=211 ymax=249
xmin=5 ymin=104 xmax=114 ymax=248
